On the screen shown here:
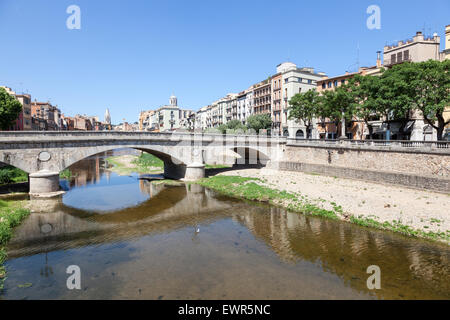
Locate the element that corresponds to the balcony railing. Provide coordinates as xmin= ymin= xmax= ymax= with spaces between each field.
xmin=286 ymin=138 xmax=450 ymax=152
xmin=383 ymin=56 xmax=412 ymax=67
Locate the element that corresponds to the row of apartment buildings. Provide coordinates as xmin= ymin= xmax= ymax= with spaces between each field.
xmin=194 ymin=63 xmax=327 ymax=137
xmin=192 ymin=25 xmax=450 ymax=140
xmin=1 ymin=85 xmax=113 ymax=132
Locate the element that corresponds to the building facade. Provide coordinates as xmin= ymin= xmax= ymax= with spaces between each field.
xmin=139 ymin=95 xmax=193 ymax=132
xmin=31 ymin=101 xmax=61 ymax=131
xmin=278 ymin=63 xmax=327 ymax=138
xmin=0 ymin=86 xmax=32 ymax=131
xmin=445 ymin=25 xmax=450 ymax=60
xmin=253 ymin=79 xmax=271 ymax=116
xmin=383 ymin=31 xmax=441 ymax=67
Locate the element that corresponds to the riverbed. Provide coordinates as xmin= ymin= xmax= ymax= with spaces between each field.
xmin=0 ymin=152 xmax=449 ymax=299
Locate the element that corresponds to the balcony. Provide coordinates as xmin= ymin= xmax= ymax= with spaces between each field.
xmin=383 ymin=56 xmax=412 ymax=67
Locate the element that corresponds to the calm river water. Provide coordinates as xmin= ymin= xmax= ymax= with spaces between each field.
xmin=1 ymin=152 xmax=449 ymax=300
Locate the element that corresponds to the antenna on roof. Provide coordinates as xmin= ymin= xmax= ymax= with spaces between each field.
xmin=357 ymin=43 xmax=360 ymax=71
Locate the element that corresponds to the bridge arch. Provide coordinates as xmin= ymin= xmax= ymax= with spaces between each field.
xmin=0 ymin=155 xmax=33 ymax=174
xmin=60 ymin=145 xmax=188 ymax=172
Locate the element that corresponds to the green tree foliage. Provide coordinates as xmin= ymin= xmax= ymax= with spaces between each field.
xmin=0 ymin=87 xmax=22 ymax=131
xmin=408 ymin=60 xmax=450 ymax=140
xmin=288 ymin=90 xmax=322 ymax=128
xmin=246 ymin=114 xmax=272 ymax=134
xmin=320 ymin=83 xmax=356 ymax=138
xmin=216 ymin=120 xmax=247 ymax=134
xmin=349 ymin=75 xmax=380 ymax=139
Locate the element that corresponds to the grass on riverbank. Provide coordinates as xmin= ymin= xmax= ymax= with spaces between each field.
xmin=59 ymin=169 xmax=76 ymax=180
xmin=205 ymin=164 xmax=232 ymax=169
xmin=349 ymin=215 xmax=450 ymax=242
xmin=0 ymin=199 xmax=30 ymax=289
xmin=133 ymin=152 xmax=164 ymax=169
xmin=107 ymin=153 xmax=164 ymax=175
xmin=0 ymin=166 xmax=28 ymax=185
xmin=196 ymin=175 xmax=340 ymax=220
xmin=195 ymin=175 xmax=450 ymax=243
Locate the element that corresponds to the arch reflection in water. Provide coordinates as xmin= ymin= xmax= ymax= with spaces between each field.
xmin=2 ymin=155 xmax=450 ymax=300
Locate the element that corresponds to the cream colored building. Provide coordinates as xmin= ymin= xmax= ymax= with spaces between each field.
xmin=383 ymin=31 xmax=441 ymax=66
xmin=139 ymin=95 xmax=193 ymax=132
xmin=278 ymin=62 xmax=327 ymax=138
xmin=444 ymin=25 xmax=450 ymax=60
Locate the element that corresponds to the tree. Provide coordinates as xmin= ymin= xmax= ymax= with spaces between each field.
xmin=410 ymin=59 xmax=450 ymax=140
xmin=320 ymin=83 xmax=356 ymax=138
xmin=288 ymin=90 xmax=321 ymax=129
xmin=379 ymin=62 xmax=418 ymax=139
xmin=0 ymin=87 xmax=22 ymax=130
xmin=217 ymin=120 xmax=247 ymax=134
xmin=225 ymin=119 xmax=246 ymax=132
xmin=349 ymin=74 xmax=381 ymax=139
xmin=246 ymin=114 xmax=272 ymax=134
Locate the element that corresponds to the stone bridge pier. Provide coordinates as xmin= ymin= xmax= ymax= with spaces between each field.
xmin=0 ymin=132 xmax=286 ymax=196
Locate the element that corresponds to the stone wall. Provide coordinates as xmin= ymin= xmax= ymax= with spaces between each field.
xmin=278 ymin=145 xmax=450 ymax=192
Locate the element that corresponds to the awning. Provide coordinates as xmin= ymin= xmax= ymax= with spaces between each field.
xmin=404 ymin=120 xmax=415 ymax=132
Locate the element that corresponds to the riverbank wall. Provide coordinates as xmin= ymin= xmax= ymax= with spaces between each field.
xmin=274 ymin=141 xmax=450 ymax=193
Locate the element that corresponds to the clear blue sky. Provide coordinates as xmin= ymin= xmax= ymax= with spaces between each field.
xmin=0 ymin=0 xmax=448 ymax=124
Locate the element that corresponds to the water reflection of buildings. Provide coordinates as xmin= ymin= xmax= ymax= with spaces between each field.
xmin=232 ymin=207 xmax=450 ymax=300
xmin=67 ymin=149 xmax=141 ymax=188
xmin=9 ymin=180 xmax=450 ymax=300
xmin=68 ymin=155 xmax=103 ymax=188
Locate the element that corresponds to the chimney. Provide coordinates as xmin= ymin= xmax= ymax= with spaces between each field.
xmin=414 ymin=31 xmax=424 ymax=42
xmin=376 ymin=51 xmax=382 ymax=68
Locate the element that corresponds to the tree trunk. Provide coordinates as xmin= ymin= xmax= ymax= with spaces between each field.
xmin=365 ymin=120 xmax=373 ymax=140
xmin=436 ymin=113 xmax=445 ymax=141
xmin=340 ymin=114 xmax=346 ymax=139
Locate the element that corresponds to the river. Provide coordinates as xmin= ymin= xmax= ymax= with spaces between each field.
xmin=1 ymin=151 xmax=449 ymax=299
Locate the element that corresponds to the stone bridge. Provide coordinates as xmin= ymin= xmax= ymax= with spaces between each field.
xmin=0 ymin=132 xmax=286 ymax=195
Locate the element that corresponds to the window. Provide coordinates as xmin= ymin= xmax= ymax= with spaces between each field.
xmin=397 ymin=52 xmax=403 ymax=63
xmin=322 ymin=83 xmax=326 ymax=89
xmin=404 ymin=50 xmax=409 ymax=61
xmin=391 ymin=54 xmax=396 ymax=64
xmin=298 ymin=78 xmax=302 ymax=82
xmin=333 ymin=80 xmax=338 ymax=87
xmin=308 ymin=79 xmax=312 ymax=84
xmin=285 ymin=78 xmax=288 ymax=83
xmin=327 ymin=82 xmax=332 ymax=88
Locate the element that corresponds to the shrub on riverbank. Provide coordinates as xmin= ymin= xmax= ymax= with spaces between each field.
xmin=0 ymin=166 xmax=28 ymax=185
xmin=133 ymin=152 xmax=164 ymax=169
xmin=60 ymin=169 xmax=76 ymax=180
xmin=0 ymin=199 xmax=30 ymax=289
